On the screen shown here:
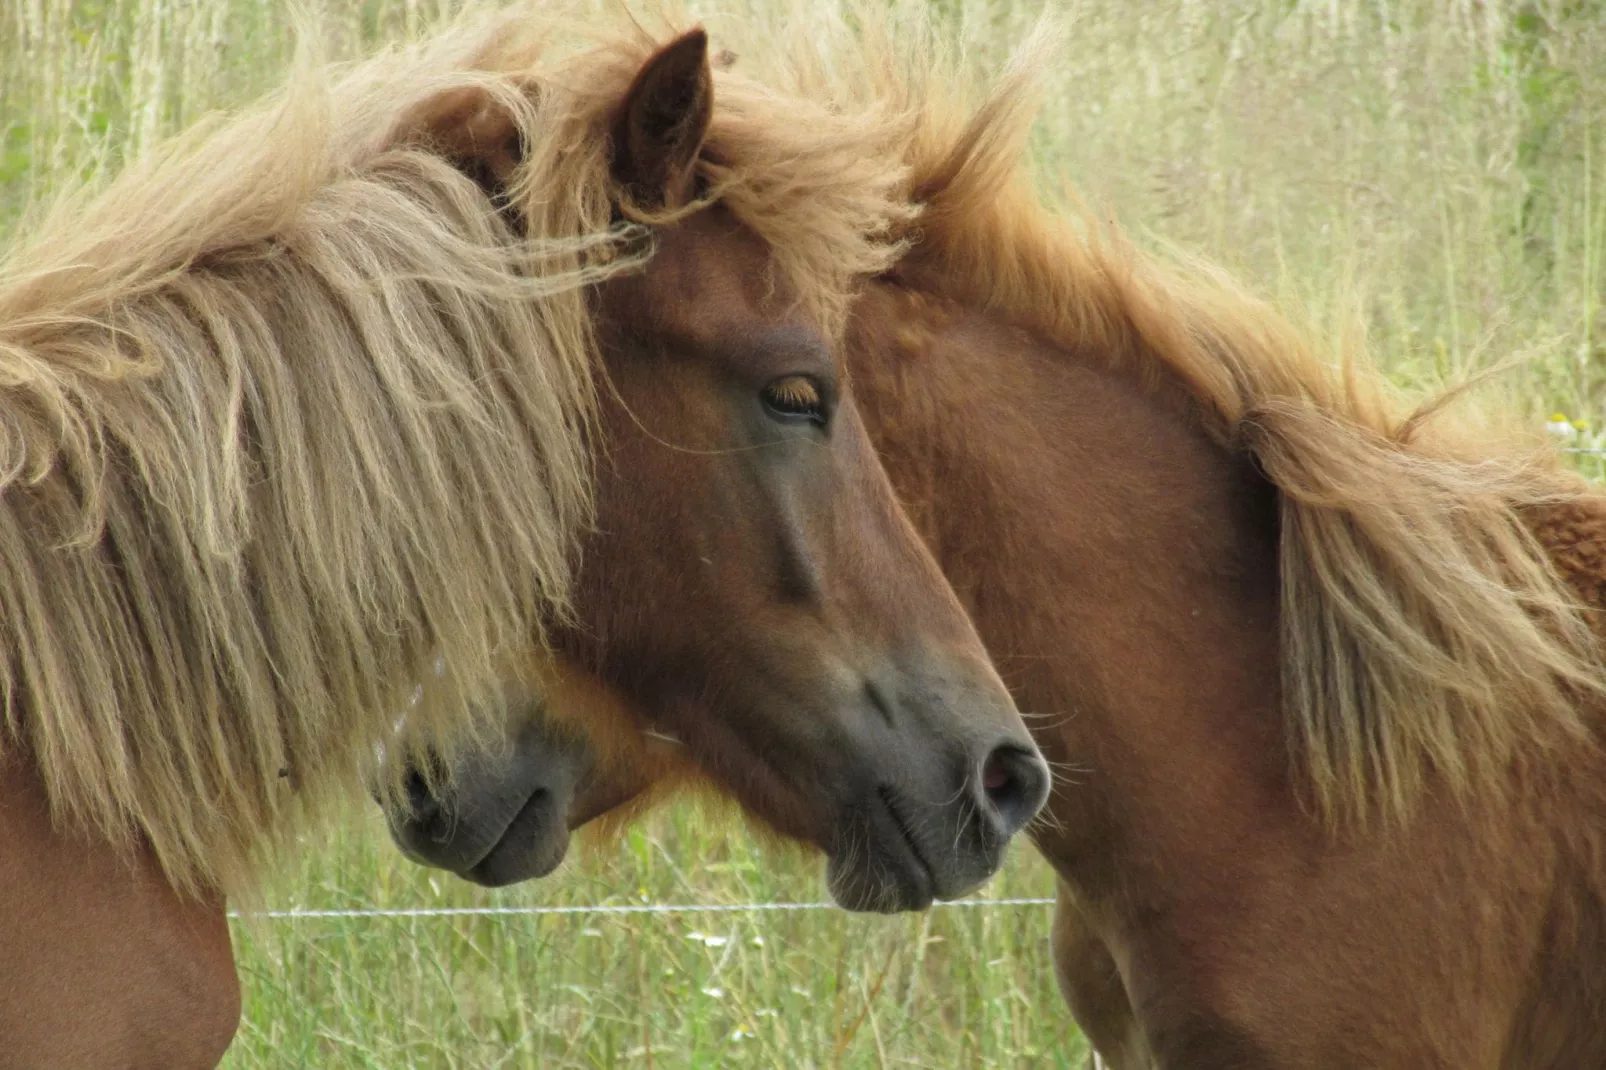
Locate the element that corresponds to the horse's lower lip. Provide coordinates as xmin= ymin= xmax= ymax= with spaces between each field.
xmin=876 ymin=785 xmax=935 ymax=907
xmin=460 ymin=788 xmax=565 ymax=884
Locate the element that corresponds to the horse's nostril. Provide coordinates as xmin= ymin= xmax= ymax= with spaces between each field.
xmin=977 ymin=743 xmax=1051 ymax=839
xmin=403 ymin=766 xmax=439 ymax=823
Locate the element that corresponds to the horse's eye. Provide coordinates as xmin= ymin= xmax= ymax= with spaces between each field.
xmin=761 ymin=375 xmax=827 ymax=427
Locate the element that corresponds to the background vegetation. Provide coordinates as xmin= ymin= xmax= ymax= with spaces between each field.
xmin=2 ymin=0 xmax=1603 ymax=1066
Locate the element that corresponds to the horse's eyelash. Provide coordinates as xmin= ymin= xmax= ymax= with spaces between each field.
xmin=768 ymin=377 xmax=821 ymax=409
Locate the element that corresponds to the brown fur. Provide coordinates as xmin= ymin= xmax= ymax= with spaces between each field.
xmin=841 ymin=24 xmax=1606 ymax=1060
xmin=1 ymin=8 xmax=1049 ymax=1062
xmin=484 ymin=8 xmax=1606 ymax=1064
xmin=0 ymin=753 xmax=239 ymax=1069
xmin=674 ymin=0 xmax=1606 ymax=825
xmin=851 ymin=271 xmax=1606 ymax=1065
xmin=0 ymin=2 xmax=920 ymax=898
xmin=883 ymin=23 xmax=1606 ymax=831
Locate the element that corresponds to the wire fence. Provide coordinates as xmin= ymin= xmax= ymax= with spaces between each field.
xmin=232 ymin=897 xmax=1058 ymax=921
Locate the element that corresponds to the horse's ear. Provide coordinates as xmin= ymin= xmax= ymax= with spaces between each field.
xmin=610 ymin=28 xmax=713 ymax=210
xmin=406 ymin=86 xmax=526 ymax=196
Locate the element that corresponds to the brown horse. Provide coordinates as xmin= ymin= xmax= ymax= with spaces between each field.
xmin=0 ymin=10 xmax=1047 ymax=1066
xmin=399 ymin=16 xmax=1606 ymax=1070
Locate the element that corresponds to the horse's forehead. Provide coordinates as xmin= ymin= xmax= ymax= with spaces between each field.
xmin=635 ymin=213 xmax=799 ymax=338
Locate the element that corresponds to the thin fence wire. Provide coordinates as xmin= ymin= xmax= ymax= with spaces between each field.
xmin=232 ymin=897 xmax=1057 ymax=921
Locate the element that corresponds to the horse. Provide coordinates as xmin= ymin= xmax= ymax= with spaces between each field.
xmin=393 ymin=14 xmax=1606 ymax=1069
xmin=0 ymin=9 xmax=1050 ymax=1065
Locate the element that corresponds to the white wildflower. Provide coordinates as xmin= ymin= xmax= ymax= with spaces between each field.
xmin=1547 ymin=413 xmax=1578 ymax=438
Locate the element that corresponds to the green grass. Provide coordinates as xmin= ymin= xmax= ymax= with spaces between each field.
xmin=225 ymin=808 xmax=1083 ymax=1069
xmin=5 ymin=0 xmax=1602 ymax=423
xmin=4 ymin=0 xmax=1606 ymax=1066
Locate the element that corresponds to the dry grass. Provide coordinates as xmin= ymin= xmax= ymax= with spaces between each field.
xmin=3 ymin=0 xmax=1604 ymax=1065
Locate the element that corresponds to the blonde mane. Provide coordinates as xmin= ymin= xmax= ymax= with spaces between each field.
xmin=0 ymin=3 xmax=912 ymax=895
xmin=752 ymin=4 xmax=1606 ymax=827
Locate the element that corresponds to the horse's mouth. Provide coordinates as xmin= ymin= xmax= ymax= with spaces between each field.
xmin=872 ymin=783 xmax=936 ymax=910
xmin=460 ymin=788 xmax=571 ymax=887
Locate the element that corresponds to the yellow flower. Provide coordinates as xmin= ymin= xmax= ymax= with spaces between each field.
xmin=1546 ymin=414 xmax=1578 ymax=438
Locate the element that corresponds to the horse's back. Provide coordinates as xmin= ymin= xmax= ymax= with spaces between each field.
xmin=0 ymin=755 xmax=239 ymax=1069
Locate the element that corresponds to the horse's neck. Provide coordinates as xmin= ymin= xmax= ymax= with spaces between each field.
xmin=1526 ymin=496 xmax=1606 ymax=646
xmin=849 ymin=281 xmax=1287 ymax=879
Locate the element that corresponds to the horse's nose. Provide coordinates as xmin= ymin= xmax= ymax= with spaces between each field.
xmin=403 ymin=765 xmax=442 ymax=827
xmin=975 ymin=742 xmax=1050 ymax=840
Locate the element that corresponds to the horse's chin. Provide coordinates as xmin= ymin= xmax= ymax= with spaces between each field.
xmin=825 ymin=856 xmax=934 ymax=913
xmin=460 ymin=827 xmax=571 ymax=888
xmin=823 ymin=785 xmax=987 ymax=914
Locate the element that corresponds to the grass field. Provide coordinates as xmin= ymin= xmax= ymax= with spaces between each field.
xmin=229 ymin=807 xmax=1080 ymax=1068
xmin=3 ymin=0 xmax=1605 ymax=1066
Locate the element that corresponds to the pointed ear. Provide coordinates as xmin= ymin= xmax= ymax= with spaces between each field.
xmin=406 ymin=85 xmax=526 ymax=197
xmin=610 ymin=28 xmax=713 ymax=210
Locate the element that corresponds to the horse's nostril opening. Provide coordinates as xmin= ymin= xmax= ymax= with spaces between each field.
xmin=403 ymin=766 xmax=437 ymax=820
xmin=978 ymin=744 xmax=1050 ymax=839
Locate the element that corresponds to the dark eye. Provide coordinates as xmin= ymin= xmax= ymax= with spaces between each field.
xmin=761 ymin=375 xmax=828 ymax=427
